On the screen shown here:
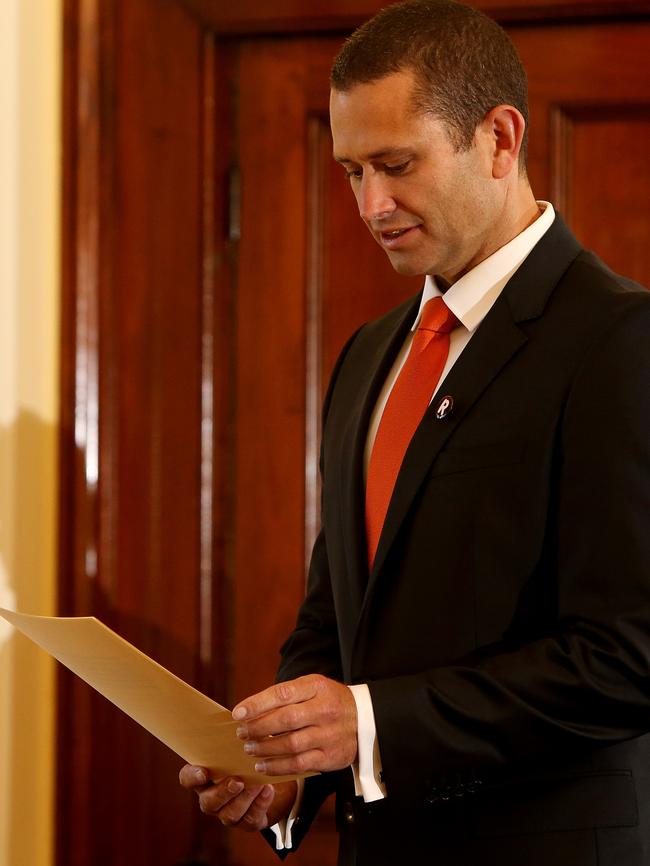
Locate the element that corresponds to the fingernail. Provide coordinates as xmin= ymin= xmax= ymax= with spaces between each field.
xmin=233 ymin=706 xmax=247 ymax=721
xmin=243 ymin=741 xmax=256 ymax=755
xmin=236 ymin=725 xmax=249 ymax=740
xmin=194 ymin=768 xmax=207 ymax=784
xmin=254 ymin=762 xmax=266 ymax=774
xmin=262 ymin=784 xmax=274 ymax=797
xmin=227 ymin=779 xmax=244 ymax=794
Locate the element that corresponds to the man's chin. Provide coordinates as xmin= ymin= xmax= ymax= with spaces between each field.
xmin=385 ymin=252 xmax=430 ymax=277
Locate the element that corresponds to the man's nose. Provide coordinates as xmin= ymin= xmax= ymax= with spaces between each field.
xmin=357 ymin=175 xmax=396 ymax=222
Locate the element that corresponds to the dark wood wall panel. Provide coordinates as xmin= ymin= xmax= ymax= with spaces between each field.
xmin=557 ymin=107 xmax=650 ymax=282
xmin=233 ymin=42 xmax=309 ymax=705
xmin=114 ymin=0 xmax=203 ymax=651
xmin=232 ymin=40 xmax=338 ymax=866
xmin=107 ymin=4 xmax=208 ymax=860
xmin=509 ymin=21 xmax=650 ymax=282
xmin=59 ymin=0 xmax=232 ymax=863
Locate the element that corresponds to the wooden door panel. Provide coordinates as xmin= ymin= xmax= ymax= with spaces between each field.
xmin=233 ymin=41 xmax=332 ymax=866
xmin=555 ymin=108 xmax=650 ymax=282
xmin=510 ymin=21 xmax=650 ymax=276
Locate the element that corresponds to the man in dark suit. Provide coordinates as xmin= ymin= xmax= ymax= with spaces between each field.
xmin=180 ymin=2 xmax=650 ymax=863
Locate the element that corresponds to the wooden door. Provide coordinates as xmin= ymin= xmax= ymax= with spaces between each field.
xmin=231 ymin=21 xmax=650 ymax=865
xmin=58 ymin=3 xmax=650 ymax=866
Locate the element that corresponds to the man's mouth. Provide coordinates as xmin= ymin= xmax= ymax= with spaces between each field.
xmin=379 ymin=225 xmax=420 ymax=247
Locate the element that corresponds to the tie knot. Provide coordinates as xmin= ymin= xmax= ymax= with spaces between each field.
xmin=418 ymin=296 xmax=459 ymax=335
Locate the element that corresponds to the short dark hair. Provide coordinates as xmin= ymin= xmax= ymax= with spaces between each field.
xmin=331 ymin=0 xmax=529 ymax=168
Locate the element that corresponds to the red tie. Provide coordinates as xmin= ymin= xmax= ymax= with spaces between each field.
xmin=365 ymin=297 xmax=459 ymax=568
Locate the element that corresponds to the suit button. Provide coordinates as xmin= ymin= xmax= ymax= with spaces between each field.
xmin=343 ymin=802 xmax=355 ymax=824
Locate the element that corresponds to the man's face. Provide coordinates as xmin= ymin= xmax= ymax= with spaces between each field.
xmin=330 ymin=69 xmax=502 ymax=281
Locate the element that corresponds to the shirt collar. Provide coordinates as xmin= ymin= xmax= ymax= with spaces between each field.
xmin=412 ymin=201 xmax=555 ymax=333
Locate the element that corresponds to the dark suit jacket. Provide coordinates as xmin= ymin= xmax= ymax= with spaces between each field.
xmin=271 ymin=216 xmax=650 ymax=866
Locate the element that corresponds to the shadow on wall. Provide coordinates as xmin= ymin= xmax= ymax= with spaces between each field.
xmin=0 ymin=409 xmax=58 ymax=866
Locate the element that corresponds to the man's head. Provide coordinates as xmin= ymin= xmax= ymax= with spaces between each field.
xmin=331 ymin=0 xmax=529 ymax=166
xmin=329 ymin=1 xmax=536 ymax=281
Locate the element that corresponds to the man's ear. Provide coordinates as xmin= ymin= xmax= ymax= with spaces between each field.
xmin=481 ymin=104 xmax=526 ymax=179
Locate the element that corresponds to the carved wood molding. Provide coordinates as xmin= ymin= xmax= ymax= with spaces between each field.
xmin=179 ymin=0 xmax=650 ymax=34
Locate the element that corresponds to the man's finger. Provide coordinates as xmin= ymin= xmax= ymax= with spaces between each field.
xmin=240 ymin=785 xmax=275 ymax=830
xmin=232 ymin=675 xmax=322 ymax=722
xmin=252 ymin=750 xmax=324 ymax=778
xmin=178 ymin=764 xmax=210 ymax=789
xmin=199 ymin=782 xmax=261 ymax=821
xmin=237 ymin=702 xmax=314 ymax=741
xmin=243 ymin=727 xmax=315 ymax=759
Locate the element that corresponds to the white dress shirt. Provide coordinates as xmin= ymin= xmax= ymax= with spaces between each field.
xmin=273 ymin=201 xmax=556 ymax=847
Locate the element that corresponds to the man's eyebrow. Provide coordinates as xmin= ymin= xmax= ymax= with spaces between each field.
xmin=333 ymin=148 xmax=414 ymax=164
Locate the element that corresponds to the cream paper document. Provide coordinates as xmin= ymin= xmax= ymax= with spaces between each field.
xmin=0 ymin=608 xmax=311 ymax=785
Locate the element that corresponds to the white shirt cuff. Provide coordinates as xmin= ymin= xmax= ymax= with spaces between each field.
xmin=269 ymin=778 xmax=304 ymax=850
xmin=348 ymin=683 xmax=387 ymax=802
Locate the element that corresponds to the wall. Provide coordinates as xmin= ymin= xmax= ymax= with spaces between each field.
xmin=0 ymin=1 xmax=61 ymax=864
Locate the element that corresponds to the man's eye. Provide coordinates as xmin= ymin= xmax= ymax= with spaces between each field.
xmin=345 ymin=168 xmax=362 ymax=180
xmin=386 ymin=162 xmax=409 ymax=175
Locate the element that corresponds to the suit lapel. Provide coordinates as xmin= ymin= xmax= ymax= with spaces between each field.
xmin=337 ymin=295 xmax=421 ymax=608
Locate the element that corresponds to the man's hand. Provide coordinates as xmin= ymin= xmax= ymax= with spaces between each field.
xmin=232 ymin=674 xmax=358 ymax=776
xmin=178 ymin=765 xmax=297 ymax=831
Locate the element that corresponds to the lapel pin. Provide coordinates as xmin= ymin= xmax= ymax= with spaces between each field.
xmin=435 ymin=395 xmax=454 ymax=420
